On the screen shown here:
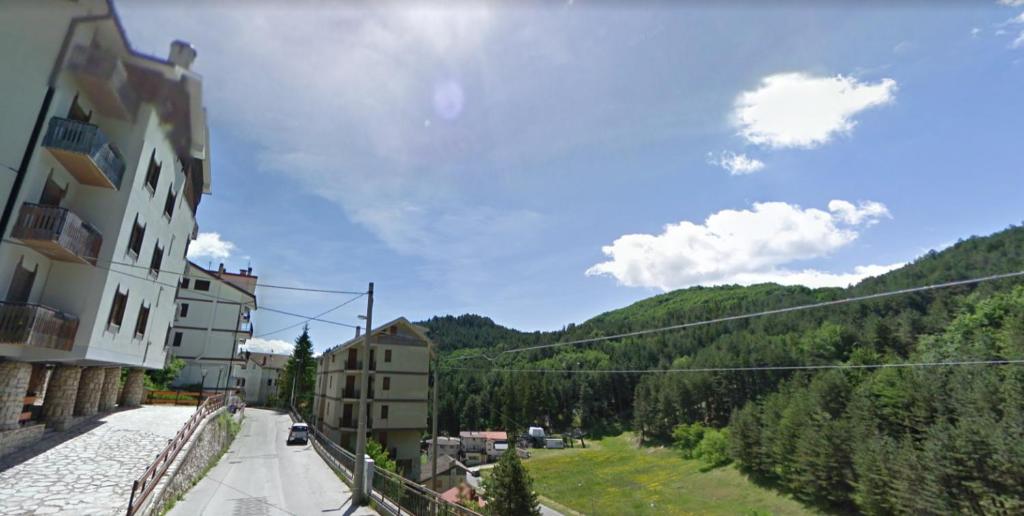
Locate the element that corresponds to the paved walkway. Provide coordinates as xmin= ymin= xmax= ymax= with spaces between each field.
xmin=167 ymin=408 xmax=376 ymax=516
xmin=0 ymin=405 xmax=196 ymax=515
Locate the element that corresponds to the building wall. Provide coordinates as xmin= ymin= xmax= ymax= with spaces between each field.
xmin=0 ymin=2 xmax=203 ymax=370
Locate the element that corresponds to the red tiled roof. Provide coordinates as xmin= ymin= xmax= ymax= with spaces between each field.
xmin=459 ymin=431 xmax=507 ymax=441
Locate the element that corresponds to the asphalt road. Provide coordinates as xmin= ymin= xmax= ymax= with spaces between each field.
xmin=168 ymin=408 xmax=377 ymax=516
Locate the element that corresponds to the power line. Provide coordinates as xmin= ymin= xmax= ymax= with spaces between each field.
xmin=1 ymin=239 xmax=366 ymax=294
xmin=258 ymin=305 xmax=361 ymax=330
xmin=254 ymin=293 xmax=366 ymax=339
xmin=443 ymin=358 xmax=1024 ymax=375
xmin=454 ymin=270 xmax=1024 ymax=361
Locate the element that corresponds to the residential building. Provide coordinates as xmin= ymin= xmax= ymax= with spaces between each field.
xmin=0 ymin=0 xmax=213 ymax=450
xmin=459 ymin=431 xmax=508 ymax=466
xmin=419 ymin=454 xmax=470 ymax=493
xmin=234 ymin=350 xmax=288 ymax=405
xmin=425 ymin=435 xmax=461 ymax=460
xmin=313 ymin=317 xmax=432 ymax=480
xmin=168 ymin=262 xmax=255 ymax=394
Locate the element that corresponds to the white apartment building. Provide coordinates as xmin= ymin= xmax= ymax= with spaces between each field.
xmin=169 ymin=263 xmax=255 ymax=396
xmin=235 ymin=351 xmax=288 ymax=406
xmin=313 ymin=318 xmax=432 ymax=480
xmin=0 ymin=0 xmax=213 ymax=449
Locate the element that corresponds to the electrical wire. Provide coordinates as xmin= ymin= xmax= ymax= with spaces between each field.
xmin=452 ymin=270 xmax=1024 ymax=361
xmin=443 ymin=358 xmax=1024 ymax=375
xmin=253 ymin=293 xmax=366 ymax=339
xmin=258 ymin=305 xmax=361 ymax=330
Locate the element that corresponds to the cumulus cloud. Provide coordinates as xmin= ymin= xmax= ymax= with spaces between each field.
xmin=734 ymin=73 xmax=897 ymax=149
xmin=709 ymin=151 xmax=765 ymax=175
xmin=585 ymin=200 xmax=898 ymax=291
xmin=187 ymin=232 xmax=236 ymax=260
xmin=242 ymin=338 xmax=293 ymax=354
xmin=999 ymin=0 xmax=1024 ymax=6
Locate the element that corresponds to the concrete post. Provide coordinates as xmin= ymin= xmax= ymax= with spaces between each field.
xmin=0 ymin=361 xmax=32 ymax=431
xmin=42 ymin=365 xmax=82 ymax=430
xmin=121 ymin=368 xmax=145 ymax=407
xmin=363 ymin=456 xmax=375 ymax=501
xmin=73 ymin=367 xmax=105 ymax=417
xmin=98 ymin=367 xmax=121 ymax=411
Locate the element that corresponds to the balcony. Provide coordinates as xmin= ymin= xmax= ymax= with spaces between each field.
xmin=342 ymin=388 xmax=374 ymax=400
xmin=12 ymin=203 xmax=102 ymax=265
xmin=64 ymin=44 xmax=139 ymax=121
xmin=42 ymin=117 xmax=125 ymax=189
xmin=0 ymin=302 xmax=79 ymax=352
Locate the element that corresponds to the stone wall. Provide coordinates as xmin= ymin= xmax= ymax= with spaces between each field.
xmin=0 ymin=424 xmax=45 ymax=458
xmin=42 ymin=365 xmax=81 ymax=431
xmin=0 ymin=362 xmax=31 ymax=431
xmin=98 ymin=367 xmax=120 ymax=411
xmin=73 ymin=367 xmax=104 ymax=417
xmin=140 ymin=408 xmax=242 ymax=515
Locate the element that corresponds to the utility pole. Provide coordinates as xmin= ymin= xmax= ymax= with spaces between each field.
xmin=289 ymin=367 xmax=297 ymax=410
xmin=353 ymin=282 xmax=374 ymax=505
xmin=430 ymin=354 xmax=439 ymax=491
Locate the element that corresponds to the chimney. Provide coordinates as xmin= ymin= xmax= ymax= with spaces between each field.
xmin=218 ymin=263 xmax=226 ymax=274
xmin=169 ymin=40 xmax=197 ymax=69
xmin=355 ymin=326 xmax=362 ymax=338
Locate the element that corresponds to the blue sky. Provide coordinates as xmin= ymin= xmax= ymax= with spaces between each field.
xmin=118 ymin=1 xmax=1024 ymax=354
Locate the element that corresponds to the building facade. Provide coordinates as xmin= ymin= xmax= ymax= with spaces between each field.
xmin=234 ymin=351 xmax=287 ymax=406
xmin=168 ymin=263 xmax=255 ymax=395
xmin=0 ymin=0 xmax=213 ymax=446
xmin=313 ymin=318 xmax=432 ymax=480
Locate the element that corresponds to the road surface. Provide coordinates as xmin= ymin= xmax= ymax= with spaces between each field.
xmin=168 ymin=408 xmax=376 ymax=516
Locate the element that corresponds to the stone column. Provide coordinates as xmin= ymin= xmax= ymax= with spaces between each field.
xmin=73 ymin=367 xmax=104 ymax=417
xmin=98 ymin=367 xmax=121 ymax=411
xmin=42 ymin=365 xmax=82 ymax=430
xmin=121 ymin=368 xmax=145 ymax=407
xmin=0 ymin=361 xmax=32 ymax=431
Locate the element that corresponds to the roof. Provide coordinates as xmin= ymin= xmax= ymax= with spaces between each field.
xmin=185 ymin=261 xmax=257 ymax=305
xmin=426 ymin=436 xmax=461 ymax=445
xmin=323 ymin=317 xmax=434 ymax=356
xmin=419 ymin=455 xmax=469 ymax=482
xmin=460 ymin=431 xmax=507 ymax=441
xmin=440 ymin=484 xmax=484 ymax=507
xmin=246 ymin=351 xmax=289 ymax=370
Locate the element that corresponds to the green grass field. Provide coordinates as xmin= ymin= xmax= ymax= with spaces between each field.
xmin=521 ymin=433 xmax=813 ymax=516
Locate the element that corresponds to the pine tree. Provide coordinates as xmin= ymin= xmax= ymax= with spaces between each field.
xmin=483 ymin=448 xmax=541 ymax=516
xmin=282 ymin=326 xmax=316 ymax=412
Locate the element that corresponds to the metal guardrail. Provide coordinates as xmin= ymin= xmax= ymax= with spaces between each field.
xmin=289 ymin=409 xmax=481 ymax=516
xmin=126 ymin=394 xmax=225 ymax=515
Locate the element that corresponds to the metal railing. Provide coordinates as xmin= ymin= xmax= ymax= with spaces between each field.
xmin=42 ymin=117 xmax=125 ymax=189
xmin=290 ymin=409 xmax=481 ymax=516
xmin=13 ymin=203 xmax=102 ymax=264
xmin=0 ymin=302 xmax=78 ymax=351
xmin=126 ymin=394 xmax=225 ymax=515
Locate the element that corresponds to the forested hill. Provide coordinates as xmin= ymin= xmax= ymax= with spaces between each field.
xmin=422 ymin=224 xmax=1024 ymax=513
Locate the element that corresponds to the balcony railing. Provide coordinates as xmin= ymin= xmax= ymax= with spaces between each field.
xmin=65 ymin=43 xmax=139 ymax=121
xmin=0 ymin=302 xmax=78 ymax=351
xmin=12 ymin=203 xmax=102 ymax=265
xmin=42 ymin=117 xmax=125 ymax=189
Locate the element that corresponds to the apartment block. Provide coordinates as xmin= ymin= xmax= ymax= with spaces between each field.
xmin=313 ymin=317 xmax=432 ymax=480
xmin=168 ymin=262 xmax=255 ymax=397
xmin=0 ymin=0 xmax=213 ymax=448
xmin=234 ymin=351 xmax=288 ymax=406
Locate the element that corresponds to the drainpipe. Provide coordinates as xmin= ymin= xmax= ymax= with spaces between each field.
xmin=0 ymin=7 xmax=113 ymax=251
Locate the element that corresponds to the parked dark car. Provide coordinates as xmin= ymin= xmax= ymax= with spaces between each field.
xmin=287 ymin=423 xmax=309 ymax=445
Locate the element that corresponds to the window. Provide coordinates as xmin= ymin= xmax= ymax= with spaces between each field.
xmin=180 ymin=278 xmax=190 ymax=289
xmin=134 ymin=303 xmax=150 ymax=337
xmin=380 ymin=405 xmax=389 ymax=419
xmin=172 ymin=332 xmax=183 ymax=347
xmin=127 ymin=217 xmax=145 ymax=258
xmin=6 ymin=261 xmax=36 ymax=303
xmin=108 ymin=288 xmax=128 ymax=329
xmin=179 ymin=303 xmax=189 ymax=318
xmin=384 ymin=349 xmax=392 ymax=363
xmin=144 ymin=150 xmax=161 ymax=192
xmin=149 ymin=242 xmax=164 ymax=276
xmin=194 ymin=280 xmax=210 ymax=291
xmin=163 ymin=187 xmax=176 ymax=219
xmin=267 ymin=379 xmax=272 ymax=386
xmin=383 ymin=377 xmax=390 ymax=391
xmin=38 ymin=178 xmax=65 ymax=206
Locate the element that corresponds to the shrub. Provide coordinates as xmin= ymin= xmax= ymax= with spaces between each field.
xmin=672 ymin=422 xmax=707 ymax=458
xmin=695 ymin=428 xmax=731 ymax=468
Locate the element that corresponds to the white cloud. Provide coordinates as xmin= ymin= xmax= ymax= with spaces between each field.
xmin=242 ymin=338 xmax=293 ymax=354
xmin=585 ymin=200 xmax=896 ymax=291
xmin=1014 ymin=31 xmax=1024 ymax=48
xmin=998 ymin=0 xmax=1024 ymax=6
xmin=971 ymin=27 xmax=982 ymax=37
xmin=734 ymin=73 xmax=897 ymax=149
xmin=709 ymin=151 xmax=765 ymax=175
xmin=187 ymin=232 xmax=236 ymax=260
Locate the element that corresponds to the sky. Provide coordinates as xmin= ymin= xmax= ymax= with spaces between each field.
xmin=116 ymin=0 xmax=1024 ymax=355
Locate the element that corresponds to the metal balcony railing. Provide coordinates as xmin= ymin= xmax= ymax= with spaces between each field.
xmin=42 ymin=117 xmax=125 ymax=189
xmin=0 ymin=302 xmax=78 ymax=351
xmin=12 ymin=203 xmax=102 ymax=265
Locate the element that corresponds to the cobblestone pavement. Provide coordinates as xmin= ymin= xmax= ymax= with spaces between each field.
xmin=0 ymin=406 xmax=196 ymax=515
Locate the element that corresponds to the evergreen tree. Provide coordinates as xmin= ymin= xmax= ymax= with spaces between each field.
xmin=483 ymin=448 xmax=541 ymax=516
xmin=281 ymin=326 xmax=317 ymax=412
